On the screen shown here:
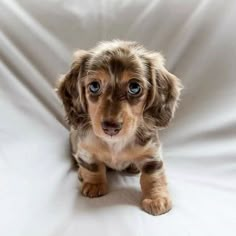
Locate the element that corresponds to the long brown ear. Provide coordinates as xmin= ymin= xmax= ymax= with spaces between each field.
xmin=56 ymin=50 xmax=90 ymax=128
xmin=145 ymin=53 xmax=182 ymax=128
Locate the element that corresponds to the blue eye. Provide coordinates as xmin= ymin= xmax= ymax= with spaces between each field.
xmin=128 ymin=82 xmax=141 ymax=95
xmin=89 ymin=81 xmax=100 ymax=94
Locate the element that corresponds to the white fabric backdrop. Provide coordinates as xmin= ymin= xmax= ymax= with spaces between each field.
xmin=0 ymin=0 xmax=236 ymax=235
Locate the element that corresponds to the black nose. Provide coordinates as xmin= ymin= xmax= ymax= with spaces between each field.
xmin=101 ymin=120 xmax=122 ymax=136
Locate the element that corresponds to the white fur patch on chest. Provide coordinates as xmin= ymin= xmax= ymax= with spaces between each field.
xmin=103 ymin=138 xmax=132 ymax=170
xmin=70 ymin=128 xmax=159 ymax=171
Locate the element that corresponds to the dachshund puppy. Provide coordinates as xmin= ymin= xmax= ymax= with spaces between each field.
xmin=57 ymin=40 xmax=182 ymax=215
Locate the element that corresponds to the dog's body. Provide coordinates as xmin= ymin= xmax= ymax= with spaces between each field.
xmin=70 ymin=126 xmax=161 ymax=171
xmin=57 ymin=40 xmax=182 ymax=215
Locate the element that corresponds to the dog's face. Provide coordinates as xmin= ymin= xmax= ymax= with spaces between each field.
xmin=84 ymin=67 xmax=148 ymax=142
xmin=57 ymin=41 xmax=182 ymax=143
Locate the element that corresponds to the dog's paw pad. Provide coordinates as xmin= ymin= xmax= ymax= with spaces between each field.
xmin=142 ymin=196 xmax=172 ymax=216
xmin=81 ymin=182 xmax=108 ymax=198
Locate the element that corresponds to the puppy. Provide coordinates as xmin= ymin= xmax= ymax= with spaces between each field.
xmin=57 ymin=40 xmax=182 ymax=215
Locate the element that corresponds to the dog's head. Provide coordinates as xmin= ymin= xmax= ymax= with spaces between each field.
xmin=57 ymin=40 xmax=182 ymax=143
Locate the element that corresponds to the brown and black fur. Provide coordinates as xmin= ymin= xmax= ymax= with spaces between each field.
xmin=57 ymin=40 xmax=182 ymax=216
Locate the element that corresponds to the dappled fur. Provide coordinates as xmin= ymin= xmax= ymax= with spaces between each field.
xmin=57 ymin=51 xmax=90 ymax=128
xmin=56 ymin=40 xmax=182 ymax=215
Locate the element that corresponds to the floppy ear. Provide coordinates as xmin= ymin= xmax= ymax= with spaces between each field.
xmin=145 ymin=53 xmax=182 ymax=128
xmin=56 ymin=50 xmax=90 ymax=128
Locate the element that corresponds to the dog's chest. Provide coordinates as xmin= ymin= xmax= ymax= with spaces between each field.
xmin=102 ymin=142 xmax=132 ymax=170
xmin=78 ymin=136 xmax=134 ymax=170
xmin=71 ymin=129 xmax=156 ymax=171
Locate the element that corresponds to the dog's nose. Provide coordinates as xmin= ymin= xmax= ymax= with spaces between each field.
xmin=101 ymin=120 xmax=122 ymax=136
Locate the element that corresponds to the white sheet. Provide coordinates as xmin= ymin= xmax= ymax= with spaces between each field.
xmin=0 ymin=0 xmax=236 ymax=235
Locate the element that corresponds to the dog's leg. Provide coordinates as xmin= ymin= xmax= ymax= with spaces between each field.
xmin=140 ymin=159 xmax=172 ymax=215
xmin=79 ymin=162 xmax=108 ymax=198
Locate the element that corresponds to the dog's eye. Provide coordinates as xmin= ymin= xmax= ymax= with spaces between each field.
xmin=128 ymin=82 xmax=141 ymax=95
xmin=89 ymin=81 xmax=101 ymax=94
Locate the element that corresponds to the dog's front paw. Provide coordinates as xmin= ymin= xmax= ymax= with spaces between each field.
xmin=81 ymin=182 xmax=108 ymax=198
xmin=142 ymin=196 xmax=172 ymax=216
